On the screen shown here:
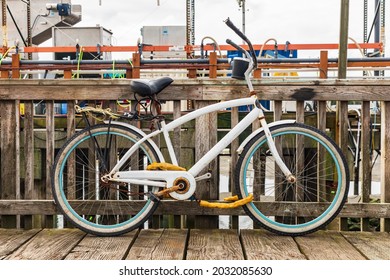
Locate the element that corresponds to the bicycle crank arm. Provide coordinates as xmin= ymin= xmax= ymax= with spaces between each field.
xmin=195 ymin=173 xmax=211 ymax=181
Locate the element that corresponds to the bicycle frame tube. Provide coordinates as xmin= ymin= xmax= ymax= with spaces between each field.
xmin=108 ymin=97 xmax=256 ymax=176
xmin=108 ymin=95 xmax=292 ymax=182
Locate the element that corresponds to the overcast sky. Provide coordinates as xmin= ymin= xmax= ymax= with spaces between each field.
xmin=69 ymin=0 xmax=389 ymax=59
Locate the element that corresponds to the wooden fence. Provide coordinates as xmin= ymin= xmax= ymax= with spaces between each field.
xmin=0 ymin=52 xmax=390 ymax=232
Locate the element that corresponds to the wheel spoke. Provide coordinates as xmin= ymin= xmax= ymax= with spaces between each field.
xmin=53 ymin=124 xmax=161 ymax=236
xmin=237 ymin=123 xmax=349 ymax=236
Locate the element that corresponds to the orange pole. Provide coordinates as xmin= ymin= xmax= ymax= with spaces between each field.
xmin=11 ymin=53 xmax=20 ymax=79
xmin=319 ymin=51 xmax=329 ymax=79
xmin=209 ymin=52 xmax=217 ymax=78
xmin=131 ymin=53 xmax=141 ymax=78
xmin=63 ymin=70 xmax=72 ymax=79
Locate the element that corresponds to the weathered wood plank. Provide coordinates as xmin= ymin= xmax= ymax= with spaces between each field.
xmin=1 ymin=79 xmax=390 ymax=101
xmin=0 ymin=229 xmax=41 ymax=260
xmin=194 ymin=100 xmax=218 ymax=228
xmin=65 ymin=231 xmax=137 ymax=260
xmin=341 ymin=232 xmax=390 ymax=260
xmin=294 ymin=231 xmax=366 ymax=260
xmin=45 ymin=101 xmax=55 ymax=228
xmin=381 ymin=101 xmax=390 ymax=231
xmin=6 ymin=229 xmax=86 ymax=260
xmin=186 ymin=229 xmax=244 ymax=260
xmin=126 ymin=229 xmax=188 ymax=260
xmin=338 ymin=101 xmax=349 ymax=231
xmin=2 ymin=200 xmax=390 ymax=218
xmin=23 ymin=101 xmax=35 ymax=229
xmin=361 ymin=101 xmax=371 ymax=231
xmin=230 ymin=106 xmax=239 ymax=229
xmin=240 ymin=229 xmax=306 ymax=260
xmin=0 ymin=100 xmax=20 ymax=228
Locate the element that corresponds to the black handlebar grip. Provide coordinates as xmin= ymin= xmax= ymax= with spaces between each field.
xmin=224 ymin=18 xmax=249 ymax=44
xmin=226 ymin=39 xmax=246 ymax=54
xmin=224 ymin=18 xmax=257 ymax=69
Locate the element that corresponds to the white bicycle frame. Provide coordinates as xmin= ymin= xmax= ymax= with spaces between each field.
xmin=106 ymin=95 xmax=294 ymax=192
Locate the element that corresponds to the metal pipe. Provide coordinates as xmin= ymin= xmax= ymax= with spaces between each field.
xmin=338 ymin=0 xmax=350 ymax=79
xmin=1 ymin=57 xmax=390 ymax=66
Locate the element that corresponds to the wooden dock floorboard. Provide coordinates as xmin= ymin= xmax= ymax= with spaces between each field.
xmin=126 ymin=229 xmax=188 ymax=260
xmin=0 ymin=229 xmax=389 ymax=260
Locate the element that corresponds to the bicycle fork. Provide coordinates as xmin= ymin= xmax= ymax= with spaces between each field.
xmin=254 ymin=99 xmax=296 ymax=183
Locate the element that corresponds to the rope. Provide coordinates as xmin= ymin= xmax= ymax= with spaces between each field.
xmin=73 ymin=46 xmax=83 ymax=79
xmin=0 ymin=46 xmax=15 ymax=65
xmin=75 ymin=104 xmax=120 ymax=122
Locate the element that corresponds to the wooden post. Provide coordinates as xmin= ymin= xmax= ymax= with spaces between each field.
xmin=23 ymin=101 xmax=35 ymax=229
xmin=319 ymin=51 xmax=328 ymax=79
xmin=194 ymin=100 xmax=218 ymax=229
xmin=62 ymin=68 xmax=76 ymax=228
xmin=318 ymin=52 xmax=328 ymax=202
xmin=209 ymin=52 xmax=217 ymax=78
xmin=188 ymin=69 xmax=197 ymax=79
xmin=230 ymin=106 xmax=239 ymax=229
xmin=11 ymin=53 xmax=20 ymax=79
xmin=63 ymin=70 xmax=72 ymax=79
xmin=0 ymin=69 xmax=8 ymax=78
xmin=317 ymin=101 xmax=327 ymax=203
xmin=273 ymin=101 xmax=283 ymax=224
xmin=253 ymin=68 xmax=262 ymax=79
xmin=361 ymin=101 xmax=371 ymax=231
xmin=0 ymin=54 xmax=20 ymax=228
xmin=296 ymin=101 xmax=305 ymax=207
xmin=45 ymin=101 xmax=55 ymax=228
xmin=173 ymin=100 xmax=182 ymax=228
xmin=338 ymin=100 xmax=349 ymax=231
xmin=380 ymin=101 xmax=390 ymax=232
xmin=132 ymin=53 xmax=141 ymax=79
xmin=0 ymin=100 xmax=20 ymax=228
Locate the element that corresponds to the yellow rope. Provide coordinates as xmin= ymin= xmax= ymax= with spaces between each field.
xmin=72 ymin=46 xmax=83 ymax=79
xmin=223 ymin=195 xmax=239 ymax=202
xmin=147 ymin=162 xmax=186 ymax=171
xmin=199 ymin=193 xmax=253 ymax=209
xmin=0 ymin=46 xmax=15 ymax=65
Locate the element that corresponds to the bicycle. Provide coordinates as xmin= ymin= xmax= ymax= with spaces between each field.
xmin=52 ymin=18 xmax=349 ymax=237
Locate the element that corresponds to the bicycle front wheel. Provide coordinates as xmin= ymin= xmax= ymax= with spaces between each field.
xmin=52 ymin=123 xmax=163 ymax=236
xmin=236 ymin=123 xmax=349 ymax=236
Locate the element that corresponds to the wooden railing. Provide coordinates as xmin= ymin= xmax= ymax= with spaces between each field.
xmin=0 ymin=52 xmax=390 ymax=232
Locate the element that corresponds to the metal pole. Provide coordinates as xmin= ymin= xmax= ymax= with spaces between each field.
xmin=242 ymin=0 xmax=245 ymax=34
xmin=1 ymin=0 xmax=7 ymax=48
xmin=27 ymin=0 xmax=32 ymax=60
xmin=375 ymin=0 xmax=381 ymax=45
xmin=338 ymin=0 xmax=349 ymax=79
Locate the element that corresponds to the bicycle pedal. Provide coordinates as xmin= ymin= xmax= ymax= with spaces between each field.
xmin=146 ymin=162 xmax=186 ymax=171
xmin=199 ymin=193 xmax=253 ymax=209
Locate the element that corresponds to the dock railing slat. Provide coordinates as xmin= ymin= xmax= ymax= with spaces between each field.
xmin=0 ymin=53 xmax=390 ymax=232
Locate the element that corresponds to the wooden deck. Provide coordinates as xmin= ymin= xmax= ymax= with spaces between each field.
xmin=1 ymin=228 xmax=390 ymax=260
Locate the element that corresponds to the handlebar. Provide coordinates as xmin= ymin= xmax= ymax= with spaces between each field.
xmin=224 ymin=17 xmax=257 ymax=69
xmin=225 ymin=39 xmax=247 ymax=55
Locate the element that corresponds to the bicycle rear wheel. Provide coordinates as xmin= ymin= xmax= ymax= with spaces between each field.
xmin=52 ymin=123 xmax=162 ymax=236
xmin=236 ymin=123 xmax=349 ymax=236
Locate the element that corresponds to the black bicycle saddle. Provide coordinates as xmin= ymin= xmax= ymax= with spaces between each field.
xmin=130 ymin=77 xmax=174 ymax=97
